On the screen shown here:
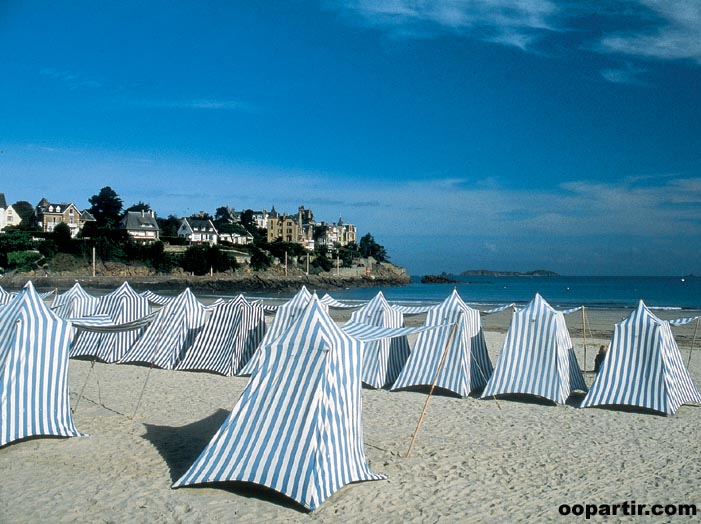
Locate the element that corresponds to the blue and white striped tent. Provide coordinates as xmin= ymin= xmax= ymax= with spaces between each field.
xmin=581 ymin=301 xmax=701 ymax=415
xmin=481 ymin=293 xmax=587 ymax=404
xmin=237 ymin=286 xmax=315 ymax=376
xmin=391 ymin=289 xmax=493 ymax=397
xmin=173 ymin=295 xmax=386 ymax=511
xmin=344 ymin=291 xmax=411 ymax=389
xmin=69 ymin=281 xmax=151 ymax=363
xmin=1 ymin=281 xmax=82 ymax=447
xmin=119 ymin=288 xmax=207 ymax=370
xmin=175 ymin=295 xmax=266 ymax=376
xmin=0 ymin=286 xmax=17 ymax=306
xmin=51 ymin=282 xmax=99 ymax=319
xmin=140 ymin=289 xmax=175 ymax=307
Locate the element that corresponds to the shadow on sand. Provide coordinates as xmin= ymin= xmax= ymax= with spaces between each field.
xmin=142 ymin=409 xmax=230 ymax=482
xmin=142 ymin=409 xmax=307 ymax=512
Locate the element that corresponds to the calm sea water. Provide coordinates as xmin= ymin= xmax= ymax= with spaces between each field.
xmin=248 ymin=275 xmax=701 ymax=310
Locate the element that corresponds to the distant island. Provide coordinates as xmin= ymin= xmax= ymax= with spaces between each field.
xmin=459 ymin=269 xmax=559 ymax=277
xmin=420 ymin=274 xmax=460 ymax=284
xmin=421 ymin=269 xmax=559 ymax=284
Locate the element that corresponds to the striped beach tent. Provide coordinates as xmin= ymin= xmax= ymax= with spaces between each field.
xmin=344 ymin=291 xmax=411 ymax=388
xmin=119 ymin=288 xmax=207 ymax=370
xmin=481 ymin=293 xmax=587 ymax=404
xmin=69 ymin=281 xmax=151 ymax=363
xmin=51 ymin=282 xmax=99 ymax=319
xmin=237 ymin=286 xmax=315 ymax=376
xmin=0 ymin=286 xmax=17 ymax=306
xmin=581 ymin=301 xmax=701 ymax=415
xmin=320 ymin=293 xmax=363 ymax=309
xmin=175 ymin=295 xmax=266 ymax=376
xmin=173 ymin=295 xmax=385 ymax=511
xmin=1 ymin=281 xmax=82 ymax=447
xmin=140 ymin=289 xmax=175 ymax=307
xmin=391 ymin=289 xmax=493 ymax=397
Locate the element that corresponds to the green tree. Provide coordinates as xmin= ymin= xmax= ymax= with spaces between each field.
xmin=11 ymin=200 xmax=35 ymax=230
xmin=311 ymin=253 xmax=334 ymax=273
xmin=125 ymin=201 xmax=151 ymax=214
xmin=359 ymin=233 xmax=388 ymax=262
xmin=0 ymin=230 xmax=35 ymax=267
xmin=52 ymin=222 xmax=73 ymax=252
xmin=180 ymin=245 xmax=237 ymax=275
xmin=157 ymin=215 xmax=182 ymax=237
xmin=214 ymin=206 xmax=236 ymax=223
xmin=249 ymin=246 xmax=272 ymax=271
xmin=88 ymin=186 xmax=123 ymax=228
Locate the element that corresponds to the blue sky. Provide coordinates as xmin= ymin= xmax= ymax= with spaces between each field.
xmin=1 ymin=1 xmax=700 ymax=276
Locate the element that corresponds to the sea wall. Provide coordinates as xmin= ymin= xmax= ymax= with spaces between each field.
xmin=0 ymin=263 xmax=411 ymax=294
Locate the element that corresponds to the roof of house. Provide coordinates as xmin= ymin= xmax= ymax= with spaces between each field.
xmin=80 ymin=210 xmax=96 ymax=222
xmin=120 ymin=211 xmax=159 ymax=231
xmin=0 ymin=193 xmax=7 ymax=209
xmin=36 ymin=201 xmax=77 ymax=214
xmin=182 ymin=217 xmax=217 ymax=232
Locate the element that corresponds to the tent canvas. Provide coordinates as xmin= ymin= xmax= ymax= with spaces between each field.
xmin=237 ymin=286 xmax=315 ymax=376
xmin=51 ymin=282 xmax=99 ymax=319
xmin=69 ymin=281 xmax=151 ymax=363
xmin=175 ymin=295 xmax=266 ymax=376
xmin=119 ymin=288 xmax=206 ymax=370
xmin=173 ymin=296 xmax=385 ymax=511
xmin=391 ymin=289 xmax=493 ymax=397
xmin=581 ymin=301 xmax=701 ymax=415
xmin=1 ymin=281 xmax=82 ymax=447
xmin=481 ymin=293 xmax=587 ymax=404
xmin=344 ymin=291 xmax=411 ymax=389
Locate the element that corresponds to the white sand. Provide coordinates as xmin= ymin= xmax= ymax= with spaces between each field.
xmin=1 ymin=313 xmax=700 ymax=523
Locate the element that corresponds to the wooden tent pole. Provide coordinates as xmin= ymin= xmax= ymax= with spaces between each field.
xmin=686 ymin=317 xmax=700 ymax=369
xmin=74 ymin=359 xmax=96 ymax=413
xmin=406 ymin=322 xmax=458 ymax=458
xmin=582 ymin=306 xmax=588 ymax=373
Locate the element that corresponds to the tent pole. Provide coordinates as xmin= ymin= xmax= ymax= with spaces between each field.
xmin=74 ymin=359 xmax=96 ymax=413
xmin=131 ymin=328 xmax=163 ymax=420
xmin=582 ymin=307 xmax=588 ymax=373
xmin=686 ymin=317 xmax=700 ymax=369
xmin=406 ymin=322 xmax=458 ymax=458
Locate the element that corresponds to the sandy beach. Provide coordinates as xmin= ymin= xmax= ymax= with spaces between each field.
xmin=1 ymin=306 xmax=700 ymax=523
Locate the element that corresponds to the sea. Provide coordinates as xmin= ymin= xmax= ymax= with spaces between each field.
xmin=246 ymin=275 xmax=701 ymax=311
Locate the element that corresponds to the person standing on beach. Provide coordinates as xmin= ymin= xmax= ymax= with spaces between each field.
xmin=594 ymin=345 xmax=608 ymax=373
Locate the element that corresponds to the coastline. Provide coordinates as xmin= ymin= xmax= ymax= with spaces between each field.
xmin=0 ymin=268 xmax=413 ymax=295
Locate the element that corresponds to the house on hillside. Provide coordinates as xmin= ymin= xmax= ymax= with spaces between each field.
xmin=178 ymin=217 xmax=218 ymax=245
xmin=0 ymin=193 xmax=20 ymax=231
xmin=219 ymin=231 xmax=253 ymax=246
xmin=34 ymin=198 xmax=93 ymax=237
xmin=119 ymin=210 xmax=160 ymax=243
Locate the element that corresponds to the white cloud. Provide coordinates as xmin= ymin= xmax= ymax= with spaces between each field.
xmin=129 ymin=98 xmax=257 ymax=112
xmin=599 ymin=0 xmax=701 ymax=63
xmin=328 ymin=0 xmax=559 ymax=49
xmin=330 ymin=1 xmax=701 ymax=70
xmin=39 ymin=68 xmax=102 ymax=90
xmin=600 ymin=62 xmax=649 ymax=85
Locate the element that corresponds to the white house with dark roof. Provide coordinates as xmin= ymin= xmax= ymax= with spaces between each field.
xmin=0 ymin=193 xmax=20 ymax=231
xmin=119 ymin=210 xmax=160 ymax=243
xmin=178 ymin=217 xmax=218 ymax=245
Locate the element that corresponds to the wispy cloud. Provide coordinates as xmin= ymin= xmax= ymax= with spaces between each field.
xmin=327 ymin=0 xmax=559 ymax=50
xmin=329 ymin=0 xmax=701 ymax=78
xmin=600 ymin=61 xmax=649 ymax=85
xmin=129 ymin=97 xmax=257 ymax=113
xmin=39 ymin=68 xmax=102 ymax=90
xmin=599 ymin=0 xmax=701 ymax=63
